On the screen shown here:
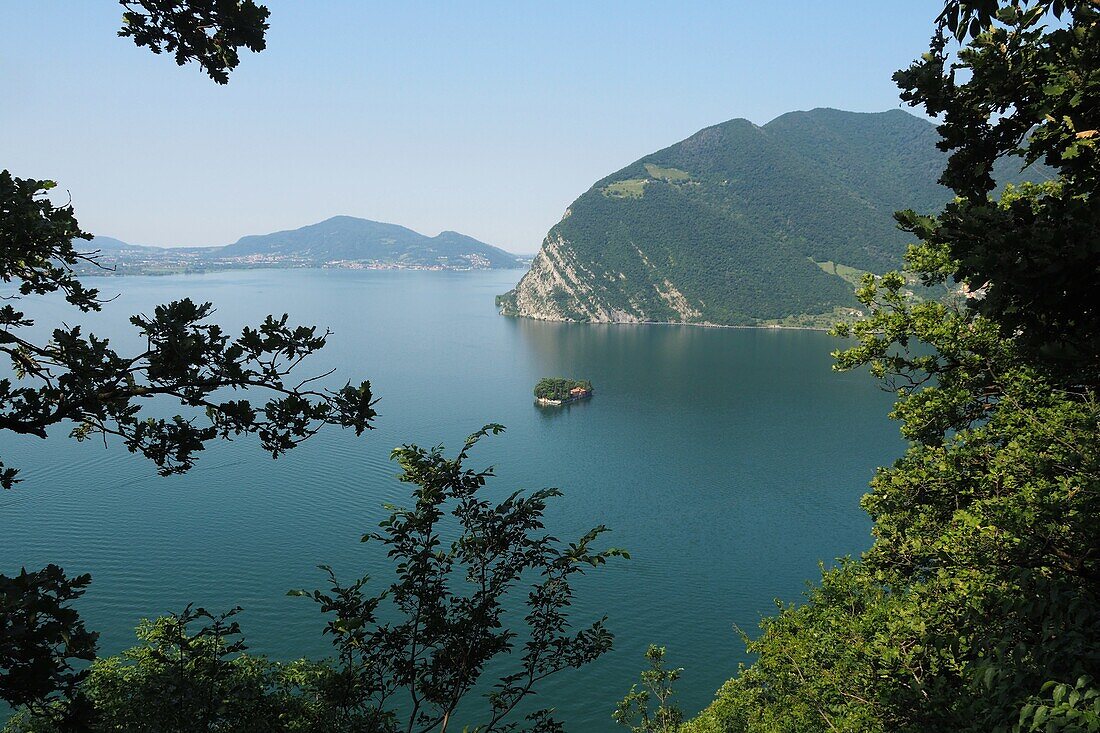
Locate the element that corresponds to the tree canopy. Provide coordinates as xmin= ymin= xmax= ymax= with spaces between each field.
xmin=0 ymin=170 xmax=377 ymax=489
xmin=3 ymin=8 xmax=624 ymax=730
xmin=533 ymin=378 xmax=592 ymax=402
xmin=5 ymin=427 xmax=627 ymax=733
xmin=0 ymin=0 xmax=374 ymax=724
xmin=118 ymin=0 xmax=270 ymax=84
xmin=894 ymin=0 xmax=1100 ymax=376
xmin=678 ymin=1 xmax=1100 ymax=731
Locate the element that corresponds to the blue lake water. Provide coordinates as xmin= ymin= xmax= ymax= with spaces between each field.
xmin=0 ymin=268 xmax=902 ymax=730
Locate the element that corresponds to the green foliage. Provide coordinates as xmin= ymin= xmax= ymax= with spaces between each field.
xmin=4 ymin=606 xmax=351 ymax=733
xmin=1017 ymin=676 xmax=1100 ymax=732
xmin=1 ymin=175 xmax=379 ymax=713
xmin=0 ymin=171 xmax=99 ymax=316
xmin=0 ymin=172 xmax=378 ymax=489
xmin=0 ymin=567 xmax=97 ymax=727
xmin=290 ymin=425 xmax=628 ymax=732
xmin=683 ymin=340 xmax=1100 ymax=731
xmin=681 ymin=2 xmax=1100 ymax=731
xmin=0 ymin=6 xmax=372 ymax=724
xmin=6 ymin=428 xmax=627 ymax=731
xmin=118 ymin=0 xmax=270 ymax=84
xmin=894 ymin=0 xmax=1100 ymax=374
xmin=533 ymin=378 xmax=592 ymax=401
xmin=680 ymin=562 xmax=898 ymax=733
xmin=500 ymin=108 xmax=1048 ymax=325
xmin=614 ymin=646 xmax=683 ymax=733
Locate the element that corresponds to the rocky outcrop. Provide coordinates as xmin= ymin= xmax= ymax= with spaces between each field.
xmin=498 ymin=231 xmax=647 ymax=323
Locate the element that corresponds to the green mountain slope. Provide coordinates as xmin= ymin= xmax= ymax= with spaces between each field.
xmin=498 ymin=108 xmax=1045 ymax=326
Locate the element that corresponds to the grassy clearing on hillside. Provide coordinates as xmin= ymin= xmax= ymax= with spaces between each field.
xmin=758 ymin=305 xmax=864 ymax=329
xmin=644 ymin=162 xmax=692 ymax=181
xmin=812 ymin=259 xmax=872 ymax=287
xmin=603 ymin=179 xmax=648 ymax=198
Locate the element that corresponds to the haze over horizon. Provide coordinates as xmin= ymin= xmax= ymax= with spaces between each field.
xmin=1 ymin=1 xmax=946 ymax=254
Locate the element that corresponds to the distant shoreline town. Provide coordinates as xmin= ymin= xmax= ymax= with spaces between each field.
xmin=78 ymin=250 xmax=517 ymax=277
xmin=79 ymin=215 xmax=528 ymax=276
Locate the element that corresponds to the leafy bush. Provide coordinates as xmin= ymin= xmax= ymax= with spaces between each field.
xmin=4 ymin=606 xmax=347 ymax=733
xmin=6 ymin=427 xmax=628 ymax=732
xmin=676 ymin=2 xmax=1100 ymax=730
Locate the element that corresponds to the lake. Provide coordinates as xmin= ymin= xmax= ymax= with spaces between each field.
xmin=0 ymin=268 xmax=902 ymax=730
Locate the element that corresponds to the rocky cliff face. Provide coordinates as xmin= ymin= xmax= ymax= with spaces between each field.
xmin=498 ymin=228 xmax=646 ymax=323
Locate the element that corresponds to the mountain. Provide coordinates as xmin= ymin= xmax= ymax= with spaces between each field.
xmin=498 ymin=108 xmax=1047 ymax=327
xmin=220 ymin=216 xmax=523 ymax=268
xmin=90 ymin=236 xmax=163 ymax=252
xmin=83 ymin=216 xmax=524 ymax=274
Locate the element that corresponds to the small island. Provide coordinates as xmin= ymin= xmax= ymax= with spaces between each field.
xmin=534 ymin=377 xmax=593 ymax=406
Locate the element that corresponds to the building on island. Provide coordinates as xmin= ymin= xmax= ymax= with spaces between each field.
xmin=534 ymin=378 xmax=594 ymax=406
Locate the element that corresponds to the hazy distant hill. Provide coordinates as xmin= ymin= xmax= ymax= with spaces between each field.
xmin=498 ymin=108 xmax=1048 ymax=327
xmin=90 ymin=236 xmax=162 ymax=252
xmin=83 ymin=216 xmax=523 ymax=274
xmin=220 ymin=216 xmax=522 ymax=268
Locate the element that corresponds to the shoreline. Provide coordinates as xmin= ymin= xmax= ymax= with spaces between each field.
xmin=73 ymin=266 xmax=839 ymax=333
xmin=535 ymin=394 xmax=592 ymax=407
xmin=77 ymin=264 xmax=527 ymax=278
xmin=499 ymin=311 xmax=837 ymax=333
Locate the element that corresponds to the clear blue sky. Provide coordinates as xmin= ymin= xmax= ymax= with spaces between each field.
xmin=1 ymin=1 xmax=945 ymax=254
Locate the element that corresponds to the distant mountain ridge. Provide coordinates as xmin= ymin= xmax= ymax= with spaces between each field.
xmin=88 ymin=216 xmax=524 ymax=274
xmin=219 ymin=216 xmax=520 ymax=267
xmin=90 ymin=236 xmax=163 ymax=251
xmin=498 ymin=108 xmax=1048 ymax=327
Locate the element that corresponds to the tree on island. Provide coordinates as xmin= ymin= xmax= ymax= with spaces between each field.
xmin=533 ymin=378 xmax=593 ymax=402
